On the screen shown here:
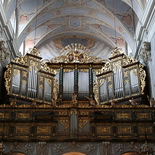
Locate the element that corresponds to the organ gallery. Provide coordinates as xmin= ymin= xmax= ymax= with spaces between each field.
xmin=0 ymin=45 xmax=154 ymax=154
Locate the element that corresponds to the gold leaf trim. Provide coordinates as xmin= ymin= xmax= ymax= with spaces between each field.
xmin=45 ymin=78 xmax=52 ymax=86
xmin=122 ymin=55 xmax=139 ymax=66
xmin=4 ymin=64 xmax=12 ymax=94
xmin=139 ymin=64 xmax=146 ymax=94
xmin=27 ymin=46 xmax=41 ymax=57
xmin=93 ymin=79 xmax=100 ymax=105
xmin=79 ymin=117 xmax=89 ymax=128
xmin=29 ymin=60 xmax=38 ymax=72
xmin=11 ymin=55 xmax=28 ymax=66
xmin=59 ymin=117 xmax=69 ymax=129
xmin=109 ymin=47 xmax=124 ymax=57
xmin=50 ymin=44 xmax=107 ymax=64
xmin=13 ymin=69 xmax=20 ymax=76
xmin=99 ymin=78 xmax=105 ymax=87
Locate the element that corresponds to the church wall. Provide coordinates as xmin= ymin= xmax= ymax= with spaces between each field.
xmin=149 ymin=32 xmax=155 ymax=98
xmin=0 ymin=1 xmax=20 ymax=60
xmin=0 ymin=1 xmax=20 ymax=100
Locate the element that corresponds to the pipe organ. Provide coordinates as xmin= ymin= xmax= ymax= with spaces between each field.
xmin=4 ymin=46 xmax=146 ymax=105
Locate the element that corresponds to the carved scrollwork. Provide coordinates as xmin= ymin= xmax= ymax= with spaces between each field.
xmin=28 ymin=46 xmax=41 ymax=57
xmin=53 ymin=78 xmax=59 ymax=100
xmin=139 ymin=42 xmax=151 ymax=65
xmin=98 ymin=61 xmax=111 ymax=74
xmin=40 ymin=60 xmax=58 ymax=74
xmin=122 ymin=55 xmax=139 ymax=66
xmin=50 ymin=44 xmax=107 ymax=64
xmin=29 ymin=60 xmax=38 ymax=72
xmin=13 ymin=69 xmax=20 ymax=76
xmin=79 ymin=117 xmax=89 ymax=128
xmin=11 ymin=55 xmax=28 ymax=66
xmin=4 ymin=64 xmax=12 ymax=94
xmin=109 ymin=47 xmax=124 ymax=58
xmin=139 ymin=64 xmax=146 ymax=94
xmin=130 ymin=69 xmax=138 ymax=76
xmin=93 ymin=79 xmax=100 ymax=105
xmin=59 ymin=117 xmax=69 ymax=129
xmin=99 ymin=78 xmax=106 ymax=86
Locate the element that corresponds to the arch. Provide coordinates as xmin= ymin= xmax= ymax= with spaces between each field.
xmin=11 ymin=153 xmax=26 ymax=155
xmin=122 ymin=151 xmax=139 ymax=155
xmin=63 ymin=152 xmax=87 ymax=155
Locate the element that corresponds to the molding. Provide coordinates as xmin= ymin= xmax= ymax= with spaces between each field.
xmin=0 ymin=2 xmax=19 ymax=59
xmin=134 ymin=0 xmax=155 ymax=58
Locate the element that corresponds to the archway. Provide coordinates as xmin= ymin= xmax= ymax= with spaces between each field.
xmin=122 ymin=152 xmax=139 ymax=155
xmin=63 ymin=152 xmax=87 ymax=155
xmin=11 ymin=153 xmax=26 ymax=155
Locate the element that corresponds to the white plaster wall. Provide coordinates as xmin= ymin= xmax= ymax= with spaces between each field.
xmin=149 ymin=33 xmax=155 ymax=98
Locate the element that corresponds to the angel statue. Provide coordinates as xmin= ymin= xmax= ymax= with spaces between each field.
xmin=85 ymin=96 xmax=96 ymax=106
xmin=31 ymin=100 xmax=37 ymax=107
xmin=110 ymin=98 xmax=117 ymax=108
xmin=51 ymin=97 xmax=57 ymax=107
xmin=147 ymin=95 xmax=155 ymax=107
xmin=0 ymin=40 xmax=10 ymax=63
xmin=10 ymin=99 xmax=17 ymax=107
xmin=129 ymin=98 xmax=137 ymax=107
xmin=72 ymin=93 xmax=77 ymax=106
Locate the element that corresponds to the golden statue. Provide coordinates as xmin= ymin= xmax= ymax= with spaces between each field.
xmin=72 ymin=93 xmax=77 ymax=106
xmin=85 ymin=96 xmax=96 ymax=106
xmin=129 ymin=98 xmax=137 ymax=107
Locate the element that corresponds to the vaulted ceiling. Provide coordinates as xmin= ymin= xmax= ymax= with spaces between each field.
xmin=5 ymin=0 xmax=146 ymax=60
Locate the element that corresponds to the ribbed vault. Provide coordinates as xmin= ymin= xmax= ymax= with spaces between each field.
xmin=1 ymin=0 xmax=148 ymax=59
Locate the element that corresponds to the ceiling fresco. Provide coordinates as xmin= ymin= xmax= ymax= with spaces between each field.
xmin=4 ymin=0 xmax=146 ymax=59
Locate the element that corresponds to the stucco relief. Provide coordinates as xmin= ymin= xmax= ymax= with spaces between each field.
xmin=0 ymin=40 xmax=10 ymax=64
xmin=139 ymin=42 xmax=151 ymax=65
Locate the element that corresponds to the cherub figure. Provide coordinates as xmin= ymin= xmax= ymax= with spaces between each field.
xmin=110 ymin=98 xmax=117 ymax=107
xmin=31 ymin=100 xmax=37 ymax=107
xmin=10 ymin=99 xmax=17 ymax=107
xmin=72 ymin=93 xmax=77 ymax=105
xmin=85 ymin=96 xmax=96 ymax=106
xmin=129 ymin=98 xmax=137 ymax=107
xmin=147 ymin=95 xmax=155 ymax=107
xmin=51 ymin=97 xmax=57 ymax=107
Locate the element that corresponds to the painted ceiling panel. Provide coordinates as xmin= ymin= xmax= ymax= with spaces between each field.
xmin=86 ymin=1 xmax=98 ymax=8
xmin=31 ymin=13 xmax=54 ymax=28
xmin=20 ymin=0 xmax=43 ymax=13
xmin=105 ymin=0 xmax=131 ymax=14
xmin=96 ymin=13 xmax=114 ymax=26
